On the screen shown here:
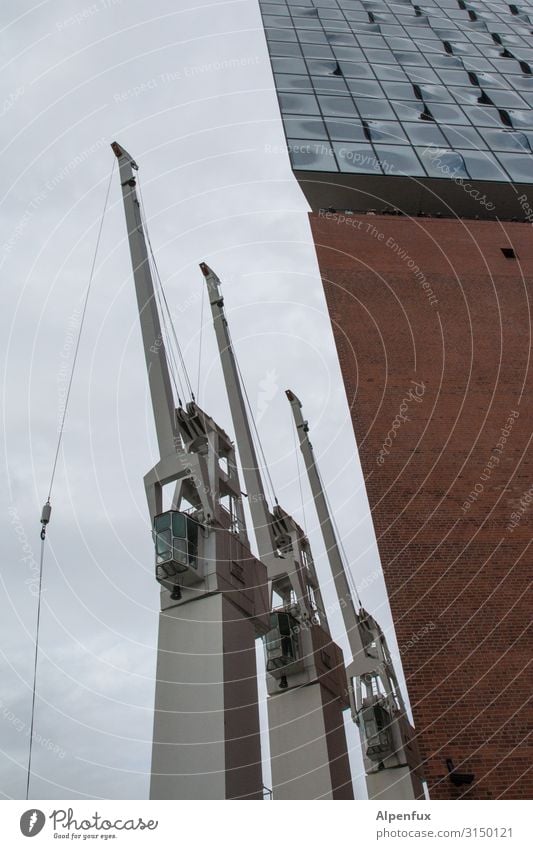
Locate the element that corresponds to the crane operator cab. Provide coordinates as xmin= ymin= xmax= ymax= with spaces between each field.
xmin=264 ymin=610 xmax=303 ymax=688
xmin=360 ymin=700 xmax=395 ymax=763
xmin=153 ymin=510 xmax=201 ymax=590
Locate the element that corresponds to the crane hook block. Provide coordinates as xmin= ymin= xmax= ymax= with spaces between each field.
xmin=40 ymin=501 xmax=52 ymax=540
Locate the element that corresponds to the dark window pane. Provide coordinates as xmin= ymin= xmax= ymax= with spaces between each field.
xmin=406 ymin=67 xmax=441 ymax=84
xmin=483 ymin=128 xmax=531 ymax=152
xmin=318 ymin=21 xmax=347 ymax=32
xmin=325 ymin=118 xmax=368 ymax=142
xmin=263 ymin=15 xmax=295 ymax=28
xmin=402 ymin=122 xmax=448 ymax=146
xmin=283 ymin=114 xmax=329 ymax=140
xmin=382 ymin=81 xmax=418 ymax=100
xmin=507 ymin=110 xmax=533 ymax=129
xmin=417 ymin=39 xmax=447 ymax=52
xmin=491 ymin=58 xmax=526 ymax=73
xmin=346 ymin=21 xmax=381 ymax=33
xmin=430 ymin=103 xmax=472 ymax=124
xmin=272 ymin=57 xmax=308 ymax=74
xmin=307 ymin=58 xmax=345 ymax=75
xmin=301 ymin=43 xmax=335 ymax=59
xmin=455 ymin=83 xmax=491 ymax=105
xmin=458 ymin=149 xmax=508 ymax=181
xmin=506 ymin=74 xmax=533 ymax=91
xmin=268 ymin=41 xmax=304 ymax=57
xmin=312 ymin=76 xmax=350 ymax=94
xmin=386 ymin=37 xmax=418 ymax=51
xmin=339 ymin=60 xmax=376 ymax=79
xmin=354 ymin=98 xmax=397 ymax=119
xmin=365 ymin=48 xmax=397 ymax=64
xmin=441 ymin=124 xmax=488 ymax=149
xmin=317 ymin=9 xmax=344 ymax=21
xmin=475 ymin=72 xmax=510 ymax=90
xmin=332 ymin=142 xmax=383 ymax=173
xmin=463 ymin=58 xmax=497 ymax=72
xmin=156 ymin=528 xmax=171 ymax=559
xmin=331 ymin=46 xmax=366 ymax=61
xmin=154 ymin=513 xmax=170 ymax=532
xmin=391 ymin=100 xmax=427 ymax=121
xmin=379 ymin=24 xmax=406 ymax=37
xmin=279 ymin=92 xmax=320 ymax=114
xmin=366 ymin=120 xmax=409 ymax=144
xmin=372 ymin=63 xmax=408 ymax=81
xmin=261 ymin=3 xmax=290 ymax=14
xmin=376 ymin=145 xmax=426 ymax=176
xmin=417 ymin=147 xmax=469 ymax=178
xmin=325 ymin=31 xmax=358 ymax=46
xmin=446 ymin=40 xmax=481 ymax=57
xmin=318 ymin=95 xmax=359 ymax=116
xmin=275 ymin=73 xmax=314 ymax=92
xmin=345 ymin=79 xmax=384 ymax=98
xmin=290 ymin=6 xmax=320 ymax=17
xmin=298 ymin=30 xmax=329 ymax=44
xmin=428 ymin=54 xmax=466 ymax=69
xmin=357 ymin=35 xmax=388 ymax=49
xmin=292 ymin=16 xmax=323 ymax=30
xmin=266 ymin=28 xmax=298 ymax=42
xmin=436 ymin=69 xmax=472 ymax=85
xmin=496 ymin=153 xmax=533 ymax=181
xmin=172 ymin=513 xmax=187 ymax=537
xmin=393 ymin=51 xmax=429 ymax=66
xmin=345 ymin=11 xmax=376 ymax=23
xmin=418 ymin=84 xmax=455 ymax=103
xmin=462 ymin=105 xmax=507 ymax=126
xmin=519 ymin=91 xmax=533 ymax=108
xmin=484 ymin=89 xmax=528 ymax=109
xmin=288 ymin=139 xmax=339 ymax=171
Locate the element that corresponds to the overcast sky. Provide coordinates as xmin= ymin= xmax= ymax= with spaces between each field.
xmin=1 ymin=0 xmax=410 ymax=800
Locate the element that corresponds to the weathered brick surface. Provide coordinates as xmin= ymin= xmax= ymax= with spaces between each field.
xmin=311 ymin=212 xmax=533 ymax=799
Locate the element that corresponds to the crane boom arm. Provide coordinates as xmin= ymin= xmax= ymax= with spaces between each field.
xmin=286 ymin=389 xmax=369 ymax=661
xmin=112 ymin=141 xmax=176 ymax=459
xmin=200 ymin=263 xmax=278 ymax=566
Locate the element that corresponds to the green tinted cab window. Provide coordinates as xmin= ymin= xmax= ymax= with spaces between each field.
xmin=187 ymin=517 xmax=198 ymax=550
xmin=172 ymin=512 xmax=187 ymax=537
xmin=154 ymin=513 xmax=170 ymax=532
xmin=155 ymin=529 xmax=171 ymax=558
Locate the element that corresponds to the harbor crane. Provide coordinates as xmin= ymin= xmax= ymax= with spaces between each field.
xmin=200 ymin=263 xmax=354 ymax=799
xmin=112 ymin=141 xmax=269 ymax=800
xmin=287 ymin=390 xmax=424 ymax=800
xmin=112 ymin=139 xmax=422 ymax=800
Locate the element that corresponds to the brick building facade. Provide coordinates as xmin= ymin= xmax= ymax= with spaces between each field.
xmin=311 ymin=211 xmax=533 ymax=798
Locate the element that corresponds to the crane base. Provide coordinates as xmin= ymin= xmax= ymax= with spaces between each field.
xmin=150 ymin=593 xmax=263 ymax=800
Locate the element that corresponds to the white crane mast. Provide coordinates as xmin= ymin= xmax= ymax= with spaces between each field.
xmin=286 ymin=390 xmax=424 ymax=800
xmin=111 ymin=144 xmax=176 ymax=460
xmin=200 ymin=263 xmax=354 ymax=799
xmin=112 ymin=142 xmax=269 ymax=800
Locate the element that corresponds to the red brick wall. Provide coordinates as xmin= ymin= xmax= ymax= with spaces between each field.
xmin=311 ymin=212 xmax=533 ymax=799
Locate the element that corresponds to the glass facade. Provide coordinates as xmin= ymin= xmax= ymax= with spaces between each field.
xmin=259 ymin=0 xmax=533 ymax=194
